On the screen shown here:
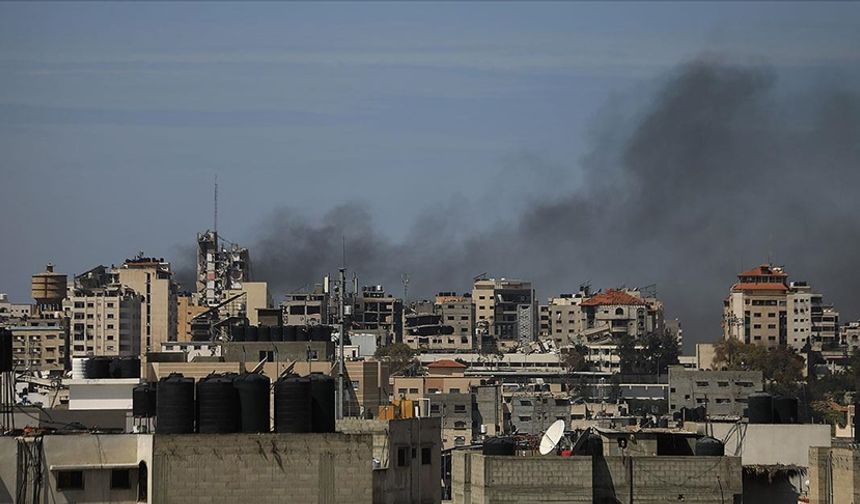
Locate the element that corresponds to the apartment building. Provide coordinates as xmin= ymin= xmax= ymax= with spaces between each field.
xmin=723 ymin=265 xmax=838 ymax=350
xmin=354 ymin=285 xmax=402 ymax=344
xmin=115 ymin=257 xmax=178 ymax=352
xmin=6 ymin=316 xmax=68 ymax=374
xmin=472 ymin=278 xmax=536 ymax=351
xmin=65 ymin=286 xmax=142 ymax=357
xmin=282 ymin=286 xmax=329 ymax=326
xmin=668 ymin=367 xmax=763 ymax=418
xmin=435 ymin=292 xmax=474 ymax=349
xmin=403 ymin=293 xmax=474 ymax=351
xmin=0 ymin=293 xmax=32 ymax=321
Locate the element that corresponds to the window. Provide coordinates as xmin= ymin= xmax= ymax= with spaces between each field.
xmin=408 ymin=388 xmax=419 ymax=394
xmin=111 ymin=469 xmax=131 ymax=490
xmin=695 ymin=381 xmax=709 ymax=387
xmin=421 ymin=447 xmax=431 ymax=465
xmin=57 ymin=470 xmax=84 ymax=491
xmin=397 ymin=447 xmax=410 ymax=467
xmin=454 ymin=436 xmax=466 ymax=446
xmin=519 ymin=416 xmax=532 ymax=422
xmin=449 ymin=388 xmax=461 ymax=394
xmin=454 ymin=421 xmax=467 ymax=429
xmin=520 ymin=400 xmax=532 ymax=407
xmin=717 ymin=381 xmax=729 ymax=387
xmin=430 ymin=404 xmax=440 ymax=414
xmin=453 ymin=405 xmax=466 ymax=413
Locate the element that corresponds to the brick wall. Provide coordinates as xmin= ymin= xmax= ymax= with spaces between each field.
xmin=152 ymin=433 xmax=373 ymax=504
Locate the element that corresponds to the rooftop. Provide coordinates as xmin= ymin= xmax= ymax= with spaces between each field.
xmin=580 ymin=289 xmax=647 ymax=306
xmin=426 ymin=359 xmax=467 ymax=369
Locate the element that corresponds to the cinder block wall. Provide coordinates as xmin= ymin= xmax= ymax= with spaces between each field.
xmin=809 ymin=446 xmax=860 ymax=504
xmin=152 ymin=433 xmax=373 ymax=504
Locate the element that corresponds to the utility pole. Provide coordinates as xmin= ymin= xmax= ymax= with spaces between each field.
xmin=336 ymin=267 xmax=347 ymax=419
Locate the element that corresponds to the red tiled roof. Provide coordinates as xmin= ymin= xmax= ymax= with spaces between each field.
xmin=732 ymin=282 xmax=788 ymax=291
xmin=580 ymin=289 xmax=647 ymax=306
xmin=426 ymin=359 xmax=467 ymax=369
xmin=739 ymin=265 xmax=787 ymax=277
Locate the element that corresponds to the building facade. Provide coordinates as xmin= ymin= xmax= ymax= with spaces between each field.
xmin=65 ymin=287 xmax=142 ymax=357
xmin=115 ymin=257 xmax=178 ymax=352
xmin=668 ymin=367 xmax=763 ymax=418
xmin=472 ymin=278 xmax=536 ymax=351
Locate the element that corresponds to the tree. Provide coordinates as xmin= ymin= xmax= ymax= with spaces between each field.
xmin=560 ymin=345 xmax=590 ymax=373
xmin=713 ymin=339 xmax=804 ymax=395
xmin=618 ymin=329 xmax=680 ymax=375
xmin=374 ymin=342 xmax=417 ymax=374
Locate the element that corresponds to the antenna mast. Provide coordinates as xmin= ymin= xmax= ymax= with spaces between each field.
xmin=214 ymin=175 xmax=219 ymax=250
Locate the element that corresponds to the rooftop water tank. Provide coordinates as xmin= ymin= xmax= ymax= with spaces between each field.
xmin=748 ymin=392 xmax=773 ymax=424
xmin=482 ymin=437 xmax=516 ymax=456
xmin=133 ymin=383 xmax=157 ymax=418
xmin=695 ymin=436 xmax=725 ymax=456
xmin=85 ymin=357 xmax=111 ymax=379
xmin=196 ymin=373 xmax=240 ymax=434
xmin=257 ymin=325 xmax=271 ymax=342
xmin=772 ymin=396 xmax=798 ymax=424
xmin=274 ymin=375 xmax=311 ymax=433
xmin=157 ymin=373 xmax=195 ymax=434
xmin=309 ymin=373 xmax=336 ymax=433
xmin=234 ymin=373 xmax=271 ymax=433
xmin=282 ymin=326 xmax=297 ymax=342
xmin=231 ymin=325 xmax=245 ymax=342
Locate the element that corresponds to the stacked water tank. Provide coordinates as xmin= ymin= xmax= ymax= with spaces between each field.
xmin=228 ymin=325 xmax=333 ymax=343
xmin=157 ymin=373 xmax=196 ymax=433
xmin=234 ymin=373 xmax=271 ymax=433
xmin=133 ymin=382 xmax=157 ymax=418
xmin=747 ymin=392 xmax=800 ymax=424
xmin=695 ymin=436 xmax=725 ymax=456
xmin=197 ymin=373 xmax=240 ymax=433
xmin=274 ymin=373 xmax=336 ymax=433
xmin=482 ymin=437 xmax=517 ymax=456
xmin=80 ymin=357 xmax=140 ymax=379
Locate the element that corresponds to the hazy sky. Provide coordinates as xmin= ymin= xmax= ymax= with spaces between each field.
xmin=2 ymin=3 xmax=859 ymax=327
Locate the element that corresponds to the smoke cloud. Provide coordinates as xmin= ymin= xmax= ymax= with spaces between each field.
xmin=176 ymin=60 xmax=860 ymax=348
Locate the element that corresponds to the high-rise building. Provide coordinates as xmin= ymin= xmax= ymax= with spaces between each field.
xmin=723 ymin=264 xmax=838 ymax=350
xmin=472 ymin=278 xmax=536 ymax=351
xmin=64 ymin=286 xmax=142 ymax=357
xmin=115 ymin=256 xmax=178 ymax=352
xmin=434 ymin=292 xmax=474 ymax=349
xmin=196 ymin=230 xmax=251 ymax=307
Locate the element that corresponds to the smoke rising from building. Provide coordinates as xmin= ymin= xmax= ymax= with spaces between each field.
xmin=176 ymin=60 xmax=860 ymax=346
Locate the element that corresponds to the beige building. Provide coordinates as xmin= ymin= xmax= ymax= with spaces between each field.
xmin=6 ymin=316 xmax=68 ymax=374
xmin=723 ymin=265 xmax=838 ymax=350
xmin=435 ymin=292 xmax=474 ymax=349
xmin=175 ymin=294 xmax=208 ymax=342
xmin=403 ymin=294 xmax=474 ymax=351
xmin=472 ymin=278 xmax=536 ymax=351
xmin=0 ymin=293 xmax=32 ymax=321
xmin=223 ymin=281 xmax=268 ymax=326
xmin=542 ymin=288 xmax=665 ymax=347
xmin=354 ymin=285 xmax=402 ymax=344
xmin=65 ymin=287 xmax=142 ymax=357
xmin=115 ymin=257 xmax=177 ymax=352
xmin=282 ymin=286 xmax=329 ymax=326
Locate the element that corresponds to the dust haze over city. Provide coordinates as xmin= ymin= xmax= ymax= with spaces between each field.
xmin=4 ymin=4 xmax=860 ymax=503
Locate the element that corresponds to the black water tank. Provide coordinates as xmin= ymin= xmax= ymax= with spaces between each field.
xmin=245 ymin=326 xmax=258 ymax=342
xmin=311 ymin=326 xmax=332 ymax=342
xmin=295 ymin=326 xmax=309 ymax=342
xmin=115 ymin=358 xmax=140 ymax=378
xmin=695 ymin=436 xmax=725 ymax=456
xmin=85 ymin=357 xmax=111 ymax=379
xmin=197 ymin=374 xmax=240 ymax=433
xmin=0 ymin=328 xmax=11 ymax=372
xmin=309 ymin=373 xmax=336 ymax=433
xmin=773 ymin=396 xmax=799 ymax=424
xmin=274 ymin=375 xmax=312 ymax=433
xmin=573 ymin=433 xmax=603 ymax=457
xmin=748 ymin=392 xmax=773 ymax=423
xmin=231 ymin=325 xmax=245 ymax=342
xmin=157 ymin=374 xmax=195 ymax=433
xmin=282 ymin=326 xmax=297 ymax=342
xmin=258 ymin=325 xmax=271 ymax=342
xmin=482 ymin=436 xmax=516 ymax=456
xmin=234 ymin=373 xmax=271 ymax=433
xmin=133 ymin=383 xmax=157 ymax=417
xmin=270 ymin=326 xmax=283 ymax=342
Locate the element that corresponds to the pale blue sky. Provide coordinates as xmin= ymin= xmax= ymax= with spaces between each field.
xmin=1 ymin=2 xmax=859 ymax=303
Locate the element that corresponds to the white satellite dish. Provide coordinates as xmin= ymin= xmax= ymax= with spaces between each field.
xmin=539 ymin=419 xmax=566 ymax=455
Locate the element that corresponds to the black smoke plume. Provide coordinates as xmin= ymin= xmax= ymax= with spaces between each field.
xmin=176 ymin=60 xmax=860 ymax=347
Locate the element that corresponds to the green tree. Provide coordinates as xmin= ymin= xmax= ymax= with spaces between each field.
xmin=374 ymin=342 xmax=417 ymax=374
xmin=560 ymin=345 xmax=590 ymax=373
xmin=713 ymin=339 xmax=804 ymax=395
xmin=618 ymin=330 xmax=680 ymax=375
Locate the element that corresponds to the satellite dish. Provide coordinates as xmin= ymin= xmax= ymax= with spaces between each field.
xmin=539 ymin=419 xmax=566 ymax=455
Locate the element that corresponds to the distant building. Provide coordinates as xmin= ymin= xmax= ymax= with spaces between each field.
xmin=282 ymin=286 xmax=329 ymax=326
xmin=472 ymin=278 xmax=536 ymax=351
xmin=354 ymin=285 xmax=402 ymax=344
xmin=176 ymin=294 xmax=208 ymax=342
xmin=843 ymin=321 xmax=860 ymax=350
xmin=434 ymin=292 xmax=474 ymax=349
xmin=115 ymin=256 xmax=178 ymax=352
xmin=723 ymin=264 xmax=838 ymax=350
xmin=668 ymin=366 xmax=763 ymax=418
xmin=403 ymin=293 xmax=474 ymax=351
xmin=509 ymin=390 xmax=571 ymax=435
xmin=5 ymin=317 xmax=68 ymax=374
xmin=64 ymin=285 xmax=142 ymax=358
xmin=542 ymin=287 xmax=666 ymax=347
xmin=0 ymin=293 xmax=32 ymax=321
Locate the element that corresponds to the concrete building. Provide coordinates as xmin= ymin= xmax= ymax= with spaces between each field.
xmin=668 ymin=366 xmax=763 ymax=418
xmin=472 ymin=278 xmax=536 ymax=351
xmin=0 ymin=293 xmax=32 ymax=320
xmin=282 ymin=286 xmax=329 ymax=326
xmin=435 ymin=292 xmax=474 ymax=350
xmin=509 ymin=391 xmax=571 ymax=435
xmin=809 ymin=445 xmax=860 ymax=504
xmin=115 ymin=257 xmax=178 ymax=352
xmin=4 ymin=316 xmax=68 ymax=374
xmin=842 ymin=320 xmax=860 ymax=349
xmin=429 ymin=392 xmax=473 ymax=448
xmin=346 ymin=359 xmax=390 ymax=418
xmin=452 ymin=449 xmax=742 ymax=504
xmin=354 ymin=285 xmax=403 ymax=344
xmin=65 ymin=286 xmax=142 ymax=357
xmin=542 ymin=288 xmax=665 ymax=347
xmin=176 ymin=294 xmax=208 ymax=342
xmin=723 ymin=264 xmax=839 ymax=350
xmin=223 ymin=281 xmax=268 ymax=326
